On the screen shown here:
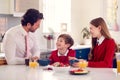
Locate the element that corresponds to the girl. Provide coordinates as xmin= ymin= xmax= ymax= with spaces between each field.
xmin=88 ymin=17 xmax=116 ymax=68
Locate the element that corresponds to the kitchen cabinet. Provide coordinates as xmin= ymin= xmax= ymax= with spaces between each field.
xmin=75 ymin=48 xmax=117 ymax=68
xmin=75 ymin=48 xmax=90 ymax=60
xmin=0 ymin=59 xmax=6 ymax=65
xmin=0 ymin=0 xmax=15 ymax=14
xmin=14 ymin=0 xmax=39 ymax=12
xmin=0 ymin=0 xmax=42 ymax=16
xmin=0 ymin=0 xmax=13 ymax=14
xmin=13 ymin=0 xmax=42 ymax=17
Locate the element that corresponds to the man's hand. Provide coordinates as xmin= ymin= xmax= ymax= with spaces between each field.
xmin=31 ymin=56 xmax=39 ymax=61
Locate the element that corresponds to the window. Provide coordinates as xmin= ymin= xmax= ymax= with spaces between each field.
xmin=43 ymin=0 xmax=71 ymax=33
xmin=106 ymin=0 xmax=118 ymax=30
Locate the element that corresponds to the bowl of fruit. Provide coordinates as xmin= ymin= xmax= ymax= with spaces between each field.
xmin=52 ymin=62 xmax=70 ymax=72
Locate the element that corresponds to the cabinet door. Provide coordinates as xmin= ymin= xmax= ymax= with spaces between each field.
xmin=75 ymin=48 xmax=90 ymax=60
xmin=0 ymin=0 xmax=10 ymax=14
xmin=14 ymin=0 xmax=39 ymax=13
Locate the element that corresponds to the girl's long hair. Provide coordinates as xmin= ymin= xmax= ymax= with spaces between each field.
xmin=90 ymin=17 xmax=111 ymax=48
xmin=88 ymin=17 xmax=119 ymax=60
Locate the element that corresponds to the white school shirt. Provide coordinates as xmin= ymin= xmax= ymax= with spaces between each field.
xmin=3 ymin=25 xmax=40 ymax=64
xmin=57 ymin=50 xmax=69 ymax=56
xmin=97 ymin=36 xmax=105 ymax=45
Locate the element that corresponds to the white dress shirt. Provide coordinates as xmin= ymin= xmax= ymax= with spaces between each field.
xmin=3 ymin=25 xmax=40 ymax=65
xmin=97 ymin=36 xmax=105 ymax=45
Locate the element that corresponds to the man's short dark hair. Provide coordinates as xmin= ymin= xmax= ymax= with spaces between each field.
xmin=21 ymin=8 xmax=43 ymax=26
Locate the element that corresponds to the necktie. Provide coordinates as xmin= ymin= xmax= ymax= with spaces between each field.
xmin=24 ymin=34 xmax=30 ymax=58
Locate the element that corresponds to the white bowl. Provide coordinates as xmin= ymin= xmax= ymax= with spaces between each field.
xmin=53 ymin=66 xmax=70 ymax=72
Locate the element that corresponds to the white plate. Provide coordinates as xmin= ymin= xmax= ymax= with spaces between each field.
xmin=69 ymin=69 xmax=89 ymax=75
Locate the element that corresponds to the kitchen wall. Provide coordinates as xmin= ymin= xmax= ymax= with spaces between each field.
xmin=117 ymin=0 xmax=120 ymax=30
xmin=110 ymin=0 xmax=120 ymax=44
xmin=70 ymin=0 xmax=104 ymax=44
xmin=110 ymin=31 xmax=120 ymax=44
xmin=70 ymin=0 xmax=120 ymax=45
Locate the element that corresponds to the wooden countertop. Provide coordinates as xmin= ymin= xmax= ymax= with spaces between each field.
xmin=0 ymin=59 xmax=7 ymax=65
xmin=0 ymin=52 xmax=6 ymax=65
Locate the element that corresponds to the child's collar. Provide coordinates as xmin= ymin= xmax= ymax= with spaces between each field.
xmin=97 ymin=36 xmax=105 ymax=45
xmin=58 ymin=49 xmax=69 ymax=56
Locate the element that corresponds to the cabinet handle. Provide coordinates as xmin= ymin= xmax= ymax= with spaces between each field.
xmin=79 ymin=51 xmax=82 ymax=53
xmin=79 ymin=56 xmax=82 ymax=58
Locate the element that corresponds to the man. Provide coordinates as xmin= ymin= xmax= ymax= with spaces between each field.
xmin=3 ymin=9 xmax=43 ymax=64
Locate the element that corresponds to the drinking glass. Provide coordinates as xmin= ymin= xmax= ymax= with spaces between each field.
xmin=116 ymin=52 xmax=120 ymax=75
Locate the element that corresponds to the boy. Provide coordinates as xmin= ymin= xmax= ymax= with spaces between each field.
xmin=49 ymin=34 xmax=76 ymax=66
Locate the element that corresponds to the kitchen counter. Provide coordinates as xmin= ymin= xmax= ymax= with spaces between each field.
xmin=71 ymin=44 xmax=91 ymax=49
xmin=0 ymin=65 xmax=119 ymax=80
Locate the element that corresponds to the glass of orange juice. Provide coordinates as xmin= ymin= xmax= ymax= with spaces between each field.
xmin=29 ymin=61 xmax=39 ymax=68
xmin=78 ymin=60 xmax=88 ymax=69
xmin=116 ymin=53 xmax=120 ymax=75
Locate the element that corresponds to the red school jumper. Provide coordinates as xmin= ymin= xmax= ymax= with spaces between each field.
xmin=88 ymin=38 xmax=116 ymax=68
xmin=49 ymin=49 xmax=76 ymax=65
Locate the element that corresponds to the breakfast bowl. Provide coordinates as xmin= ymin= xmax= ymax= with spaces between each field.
xmin=37 ymin=59 xmax=50 ymax=66
xmin=52 ymin=66 xmax=70 ymax=72
xmin=69 ymin=59 xmax=88 ymax=69
xmin=52 ymin=63 xmax=70 ymax=72
xmin=69 ymin=59 xmax=79 ymax=66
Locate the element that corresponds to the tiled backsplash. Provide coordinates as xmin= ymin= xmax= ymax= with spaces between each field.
xmin=0 ymin=17 xmax=7 ymax=34
xmin=0 ymin=14 xmax=21 ymax=33
xmin=0 ymin=14 xmax=21 ymax=52
xmin=0 ymin=14 xmax=21 ymax=42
